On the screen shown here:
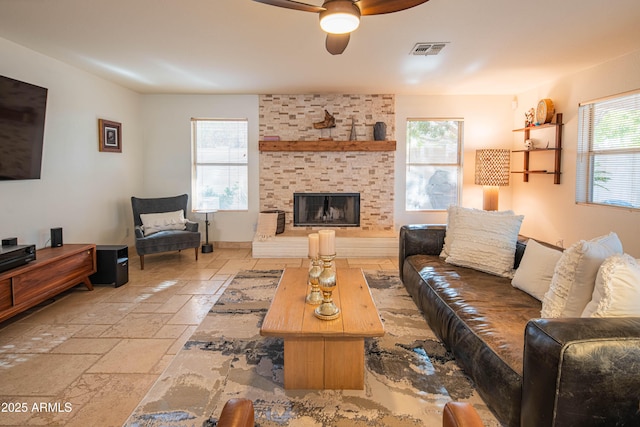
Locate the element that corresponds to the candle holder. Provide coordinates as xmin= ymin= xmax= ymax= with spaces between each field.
xmin=306 ymin=256 xmax=323 ymax=305
xmin=314 ymin=254 xmax=340 ymax=320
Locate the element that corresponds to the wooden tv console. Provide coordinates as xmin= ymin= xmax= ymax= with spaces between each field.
xmin=0 ymin=244 xmax=96 ymax=323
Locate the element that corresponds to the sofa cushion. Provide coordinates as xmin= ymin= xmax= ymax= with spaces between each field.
xmin=405 ymin=254 xmax=540 ymax=426
xmin=444 ymin=207 xmax=524 ymax=278
xmin=581 ymin=253 xmax=640 ymax=317
xmin=134 ymin=229 xmax=201 ymax=255
xmin=409 ymin=254 xmax=540 ymax=375
xmin=140 ymin=210 xmax=187 ymax=236
xmin=511 ymin=239 xmax=563 ymax=301
xmin=541 ymin=232 xmax=623 ymax=318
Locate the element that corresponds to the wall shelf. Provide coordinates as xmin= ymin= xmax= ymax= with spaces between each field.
xmin=259 ymin=140 xmax=396 ymax=152
xmin=512 ymin=113 xmax=563 ymax=184
xmin=512 ymin=122 xmax=563 ymax=133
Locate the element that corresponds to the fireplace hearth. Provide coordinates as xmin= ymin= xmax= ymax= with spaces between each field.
xmin=293 ymin=193 xmax=360 ymax=227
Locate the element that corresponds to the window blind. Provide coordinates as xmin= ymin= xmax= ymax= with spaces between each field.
xmin=576 ymin=89 xmax=640 ymax=209
xmin=405 ymin=119 xmax=463 ymax=211
xmin=191 ymin=118 xmax=249 ymax=211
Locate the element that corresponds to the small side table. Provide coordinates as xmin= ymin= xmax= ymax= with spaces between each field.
xmin=193 ymin=209 xmax=217 ymax=253
xmin=90 ymin=245 xmax=129 ymax=287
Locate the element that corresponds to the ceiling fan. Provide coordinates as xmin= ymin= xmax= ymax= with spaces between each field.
xmin=253 ymin=0 xmax=430 ymax=55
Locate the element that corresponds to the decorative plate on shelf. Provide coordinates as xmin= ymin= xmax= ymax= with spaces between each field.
xmin=536 ymin=98 xmax=555 ymax=124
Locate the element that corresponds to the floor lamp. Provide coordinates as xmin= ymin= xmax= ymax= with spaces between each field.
xmin=193 ymin=209 xmax=217 ymax=253
xmin=474 ymin=149 xmax=510 ymax=211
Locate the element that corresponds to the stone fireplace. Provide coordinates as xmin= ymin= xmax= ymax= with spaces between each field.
xmin=258 ymin=94 xmax=396 ymax=233
xmin=293 ymin=193 xmax=360 ymax=227
xmin=259 ymin=150 xmax=394 ymax=232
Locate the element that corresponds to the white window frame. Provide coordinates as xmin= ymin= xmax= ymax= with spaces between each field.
xmin=191 ymin=118 xmax=249 ymax=211
xmin=576 ymin=89 xmax=640 ymax=210
xmin=405 ymin=118 xmax=463 ymax=211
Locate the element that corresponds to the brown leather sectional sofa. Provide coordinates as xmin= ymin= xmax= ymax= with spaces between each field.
xmin=399 ymin=224 xmax=640 ymax=427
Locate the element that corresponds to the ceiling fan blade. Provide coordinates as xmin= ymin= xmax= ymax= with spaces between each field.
xmin=252 ymin=0 xmax=325 ymax=13
xmin=326 ymin=33 xmax=350 ymax=55
xmin=356 ymin=0 xmax=429 ymax=15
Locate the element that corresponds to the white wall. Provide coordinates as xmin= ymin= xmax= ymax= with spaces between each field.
xmin=512 ymin=50 xmax=640 ymax=256
xmin=394 ymin=94 xmax=515 ymax=228
xmin=140 ymin=95 xmax=259 ymax=242
xmin=0 ymin=38 xmax=143 ymax=249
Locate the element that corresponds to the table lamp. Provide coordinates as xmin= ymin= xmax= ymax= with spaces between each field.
xmin=474 ymin=149 xmax=510 ymax=211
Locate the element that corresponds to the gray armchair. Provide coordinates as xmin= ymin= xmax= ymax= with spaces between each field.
xmin=131 ymin=194 xmax=201 ymax=270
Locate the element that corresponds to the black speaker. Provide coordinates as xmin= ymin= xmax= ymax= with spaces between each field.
xmin=2 ymin=237 xmax=17 ymax=246
xmin=51 ymin=227 xmax=63 ymax=247
xmin=90 ymin=245 xmax=129 ymax=287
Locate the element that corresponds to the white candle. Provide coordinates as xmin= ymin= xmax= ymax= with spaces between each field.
xmin=308 ymin=233 xmax=319 ymax=259
xmin=318 ymin=230 xmax=335 ymax=256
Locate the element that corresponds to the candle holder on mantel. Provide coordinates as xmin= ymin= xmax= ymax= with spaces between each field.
xmin=306 ymin=256 xmax=323 ymax=305
xmin=314 ymin=254 xmax=340 ymax=320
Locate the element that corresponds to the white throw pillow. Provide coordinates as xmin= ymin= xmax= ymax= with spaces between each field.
xmin=581 ymin=253 xmax=640 ymax=317
xmin=440 ymin=206 xmax=515 ymax=258
xmin=140 ymin=210 xmax=187 ymax=236
xmin=444 ymin=207 xmax=524 ymax=277
xmin=440 ymin=205 xmax=460 ymax=258
xmin=511 ymin=239 xmax=563 ymax=301
xmin=541 ymin=232 xmax=623 ymax=318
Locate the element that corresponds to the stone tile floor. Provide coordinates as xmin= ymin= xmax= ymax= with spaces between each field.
xmin=0 ymin=247 xmax=398 ymax=426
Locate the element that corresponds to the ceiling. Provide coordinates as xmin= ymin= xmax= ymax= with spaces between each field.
xmin=1 ymin=0 xmax=639 ymax=95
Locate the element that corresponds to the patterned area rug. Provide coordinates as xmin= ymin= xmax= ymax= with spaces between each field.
xmin=125 ymin=270 xmax=500 ymax=426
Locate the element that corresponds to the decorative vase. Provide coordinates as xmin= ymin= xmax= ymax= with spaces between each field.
xmin=306 ymin=257 xmax=323 ymax=305
xmin=373 ymin=122 xmax=386 ymax=141
xmin=314 ymin=254 xmax=340 ymax=320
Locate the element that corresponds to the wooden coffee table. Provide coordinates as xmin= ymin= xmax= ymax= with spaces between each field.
xmin=260 ymin=267 xmax=384 ymax=390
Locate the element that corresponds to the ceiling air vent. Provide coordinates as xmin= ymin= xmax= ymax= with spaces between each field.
xmin=410 ymin=42 xmax=448 ymax=56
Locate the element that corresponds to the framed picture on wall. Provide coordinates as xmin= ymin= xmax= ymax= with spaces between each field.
xmin=98 ymin=119 xmax=122 ymax=153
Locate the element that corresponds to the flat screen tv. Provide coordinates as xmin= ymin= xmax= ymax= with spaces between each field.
xmin=0 ymin=75 xmax=48 ymax=180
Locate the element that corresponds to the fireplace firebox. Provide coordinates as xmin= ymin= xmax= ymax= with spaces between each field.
xmin=293 ymin=193 xmax=360 ymax=227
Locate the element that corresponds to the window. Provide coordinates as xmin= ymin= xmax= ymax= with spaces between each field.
xmin=577 ymin=90 xmax=640 ymax=209
xmin=406 ymin=119 xmax=463 ymax=210
xmin=191 ymin=118 xmax=248 ymax=211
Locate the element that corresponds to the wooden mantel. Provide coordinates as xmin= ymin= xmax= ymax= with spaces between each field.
xmin=259 ymin=140 xmax=396 ymax=152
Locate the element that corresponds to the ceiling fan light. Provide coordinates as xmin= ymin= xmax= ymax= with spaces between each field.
xmin=319 ymin=1 xmax=360 ymax=34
